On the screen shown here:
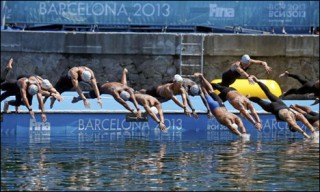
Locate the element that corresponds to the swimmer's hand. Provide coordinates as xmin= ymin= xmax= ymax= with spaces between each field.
xmin=29 ymin=110 xmax=35 ymax=119
xmin=192 ymin=110 xmax=199 ymax=119
xmin=97 ymin=98 xmax=102 ymax=108
xmin=264 ymin=63 xmax=272 ymax=74
xmin=135 ymin=109 xmax=142 ymax=118
xmin=207 ymin=111 xmax=214 ymax=120
xmin=159 ymin=122 xmax=167 ymax=132
xmin=254 ymin=122 xmax=262 ymax=131
xmin=41 ymin=113 xmax=47 ymax=122
xmin=248 ymin=75 xmax=256 ymax=85
xmin=52 ymin=93 xmax=63 ymax=102
xmin=83 ymin=99 xmax=91 ymax=109
xmin=184 ymin=109 xmax=192 ymax=117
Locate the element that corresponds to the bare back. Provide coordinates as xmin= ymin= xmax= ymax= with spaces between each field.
xmin=134 ymin=93 xmax=159 ymax=106
xmin=100 ymin=82 xmax=131 ymax=94
xmin=156 ymin=83 xmax=185 ymax=98
xmin=226 ymin=90 xmax=250 ymax=110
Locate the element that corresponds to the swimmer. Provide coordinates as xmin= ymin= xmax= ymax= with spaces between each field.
xmin=279 ymin=71 xmax=319 ymax=97
xmin=140 ymin=74 xmax=194 ymax=119
xmin=45 ymin=66 xmax=101 ymax=109
xmin=72 ymin=68 xmax=142 ymax=118
xmin=3 ymin=76 xmax=47 ymax=121
xmin=194 ymin=72 xmax=247 ymax=137
xmin=165 ymin=77 xmax=214 ymax=119
xmin=289 ymin=104 xmax=319 ymax=130
xmin=279 ymin=71 xmax=319 ymax=102
xmin=0 ymin=59 xmax=62 ymax=111
xmin=211 ymin=83 xmax=262 ymax=131
xmin=216 ymin=54 xmax=272 ymax=87
xmin=249 ymin=76 xmax=316 ymax=138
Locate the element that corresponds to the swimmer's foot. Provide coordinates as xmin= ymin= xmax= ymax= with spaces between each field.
xmin=3 ymin=101 xmax=9 ymax=113
xmin=279 ymin=71 xmax=289 ymax=78
xmin=310 ymin=98 xmax=319 ymax=106
xmin=6 ymin=58 xmax=13 ymax=70
xmin=15 ymin=106 xmax=20 ymax=113
xmin=71 ymin=97 xmax=80 ymax=103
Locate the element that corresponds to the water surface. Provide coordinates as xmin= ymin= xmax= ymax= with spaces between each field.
xmin=1 ymin=134 xmax=319 ymax=191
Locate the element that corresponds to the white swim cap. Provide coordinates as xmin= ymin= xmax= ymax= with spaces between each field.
xmin=150 ymin=106 xmax=159 ymax=115
xmin=81 ymin=70 xmax=92 ymax=82
xmin=231 ymin=123 xmax=238 ymax=130
xmin=120 ymin=91 xmax=130 ymax=101
xmin=28 ymin=84 xmax=39 ymax=95
xmin=173 ymin=74 xmax=183 ymax=83
xmin=41 ymin=79 xmax=52 ymax=90
xmin=240 ymin=54 xmax=250 ymax=65
xmin=190 ymin=84 xmax=200 ymax=96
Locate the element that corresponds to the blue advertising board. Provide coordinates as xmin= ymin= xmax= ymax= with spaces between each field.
xmin=1 ymin=93 xmax=318 ymax=142
xmin=0 ymin=111 xmax=316 ymax=142
xmin=3 ymin=1 xmax=319 ymax=28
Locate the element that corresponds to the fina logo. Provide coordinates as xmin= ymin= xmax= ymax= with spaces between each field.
xmin=209 ymin=4 xmax=235 ymax=18
xmin=29 ymin=119 xmax=51 ymax=132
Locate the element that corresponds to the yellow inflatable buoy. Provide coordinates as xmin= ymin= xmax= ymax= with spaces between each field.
xmin=210 ymin=79 xmax=282 ymax=99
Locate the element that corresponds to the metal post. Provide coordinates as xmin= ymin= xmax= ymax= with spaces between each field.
xmin=1 ymin=1 xmax=6 ymax=29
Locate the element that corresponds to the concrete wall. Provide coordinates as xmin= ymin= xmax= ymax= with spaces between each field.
xmin=1 ymin=31 xmax=319 ymax=92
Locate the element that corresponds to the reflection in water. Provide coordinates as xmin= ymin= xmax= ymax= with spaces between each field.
xmin=215 ymin=139 xmax=319 ymax=191
xmin=215 ymin=139 xmax=261 ymax=191
xmin=1 ymin=135 xmax=319 ymax=191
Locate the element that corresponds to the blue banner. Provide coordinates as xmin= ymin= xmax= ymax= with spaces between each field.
xmin=3 ymin=1 xmax=319 ymax=27
xmin=1 ymin=112 xmax=313 ymax=141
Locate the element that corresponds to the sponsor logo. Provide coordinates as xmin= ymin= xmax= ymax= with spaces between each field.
xmin=268 ymin=3 xmax=306 ymax=18
xmin=29 ymin=119 xmax=51 ymax=143
xmin=29 ymin=119 xmax=51 ymax=132
xmin=209 ymin=4 xmax=234 ymax=18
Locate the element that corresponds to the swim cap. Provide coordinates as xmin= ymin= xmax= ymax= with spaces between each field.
xmin=41 ymin=79 xmax=52 ymax=90
xmin=231 ymin=123 xmax=238 ymax=130
xmin=240 ymin=54 xmax=250 ymax=65
xmin=120 ymin=91 xmax=130 ymax=101
xmin=28 ymin=84 xmax=39 ymax=95
xmin=150 ymin=106 xmax=159 ymax=115
xmin=81 ymin=70 xmax=92 ymax=82
xmin=190 ymin=84 xmax=200 ymax=96
xmin=173 ymin=74 xmax=183 ymax=83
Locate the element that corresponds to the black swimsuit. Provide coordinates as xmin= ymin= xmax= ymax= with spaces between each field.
xmin=283 ymin=73 xmax=319 ymax=97
xmin=0 ymin=75 xmax=30 ymax=102
xmin=211 ymin=83 xmax=237 ymax=102
xmin=302 ymin=112 xmax=319 ymax=125
xmin=249 ymin=81 xmax=290 ymax=121
xmin=218 ymin=65 xmax=248 ymax=87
